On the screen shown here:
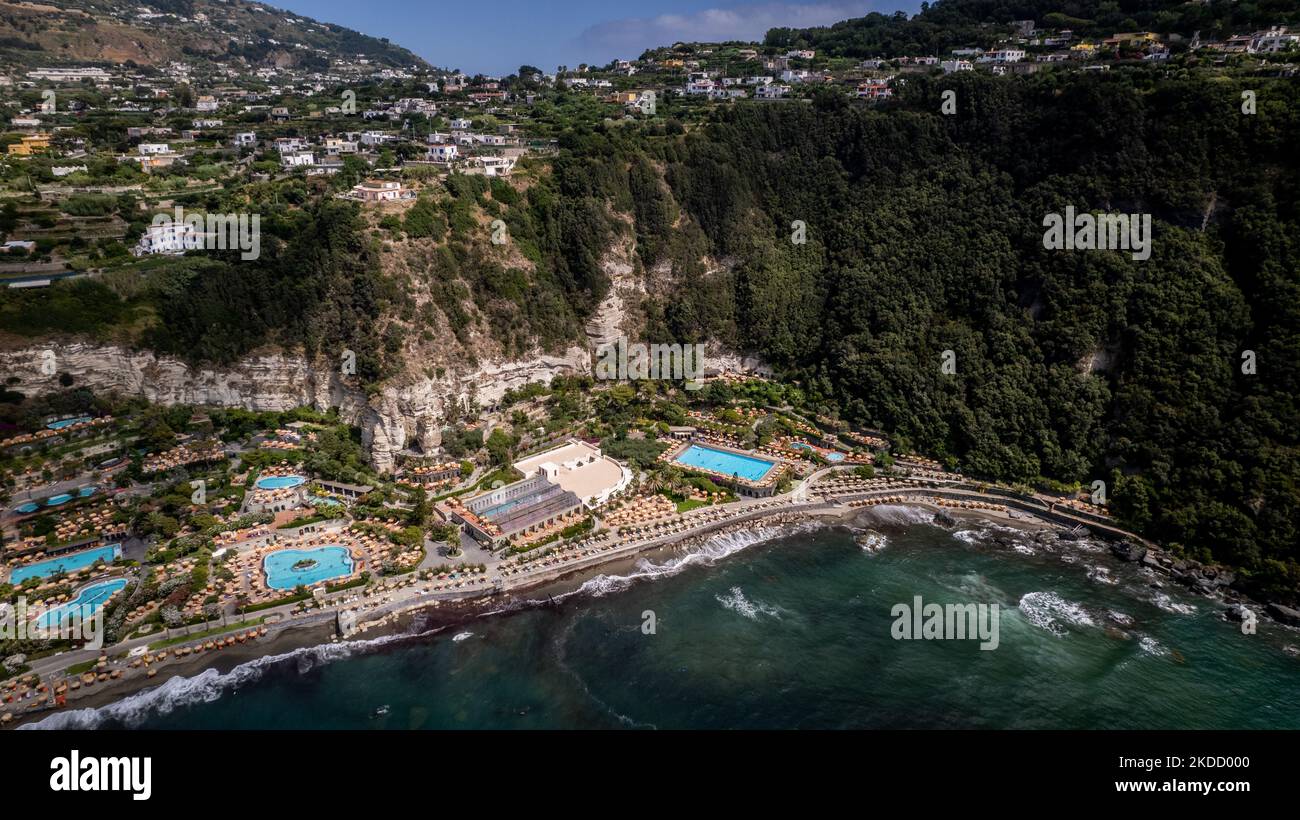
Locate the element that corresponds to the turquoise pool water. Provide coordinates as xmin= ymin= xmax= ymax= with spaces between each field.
xmin=46 ymin=416 xmax=92 ymax=430
xmin=673 ymin=444 xmax=776 ymax=483
xmin=263 ymin=546 xmax=354 ymax=590
xmin=45 ymin=493 xmax=72 ymax=506
xmin=36 ymin=578 xmax=128 ymax=628
xmin=256 ymin=475 xmax=306 ymax=490
xmin=15 ymin=502 xmax=38 ymax=514
xmin=9 ymin=544 xmax=121 ymax=584
xmin=792 ymin=442 xmax=846 ymax=462
xmin=78 ymin=486 xmax=96 ymax=497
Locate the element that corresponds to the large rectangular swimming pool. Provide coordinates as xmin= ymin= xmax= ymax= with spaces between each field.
xmin=672 ymin=444 xmax=776 ymax=483
xmin=8 ymin=544 xmax=121 ymax=585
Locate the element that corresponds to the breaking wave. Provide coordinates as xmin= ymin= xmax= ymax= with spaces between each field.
xmin=715 ymin=586 xmax=785 ymax=621
xmin=20 ymin=631 xmax=417 ymax=730
xmin=1018 ymin=591 xmax=1097 ymax=637
xmin=558 ymin=520 xmax=825 ymax=602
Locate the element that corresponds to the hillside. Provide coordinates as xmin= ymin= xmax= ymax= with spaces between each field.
xmin=0 ymin=0 xmax=428 ymax=71
xmin=765 ymin=0 xmax=1300 ymax=56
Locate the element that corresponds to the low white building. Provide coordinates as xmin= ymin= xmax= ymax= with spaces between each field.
xmin=133 ymin=223 xmax=201 ymax=256
xmin=427 ymin=143 xmax=459 ymax=163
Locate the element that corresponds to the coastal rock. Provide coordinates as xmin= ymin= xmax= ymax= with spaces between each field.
xmin=1110 ymin=542 xmax=1147 ymax=563
xmin=1224 ymin=603 xmax=1254 ymax=623
xmin=2 ymin=653 xmax=25 ymax=672
xmin=1266 ymin=603 xmax=1300 ymax=627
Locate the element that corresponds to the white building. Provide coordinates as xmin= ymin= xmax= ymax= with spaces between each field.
xmin=134 ymin=223 xmax=201 ymax=256
xmin=427 ymin=143 xmax=459 ymax=163
xmin=941 ymin=60 xmax=973 ymax=73
xmin=1252 ymin=26 xmax=1300 ymax=52
xmin=977 ymin=49 xmax=1026 ymax=63
xmin=138 ymin=143 xmax=171 ymax=155
xmin=755 ymin=83 xmax=791 ymax=99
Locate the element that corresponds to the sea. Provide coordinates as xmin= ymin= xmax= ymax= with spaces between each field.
xmin=24 ymin=506 xmax=1300 ymax=730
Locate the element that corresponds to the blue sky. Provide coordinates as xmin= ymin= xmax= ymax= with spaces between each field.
xmin=274 ymin=0 xmax=922 ymax=75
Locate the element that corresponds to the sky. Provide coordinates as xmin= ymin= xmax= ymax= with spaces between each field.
xmin=272 ymin=0 xmax=923 ymax=76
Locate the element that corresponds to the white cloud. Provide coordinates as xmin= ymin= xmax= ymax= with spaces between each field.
xmin=576 ymin=1 xmax=890 ymax=56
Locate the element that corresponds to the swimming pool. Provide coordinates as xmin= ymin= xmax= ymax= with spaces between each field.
xmin=263 ymin=546 xmax=354 ymax=590
xmin=45 ymin=493 xmax=72 ymax=506
xmin=46 ymin=416 xmax=92 ymax=431
xmin=256 ymin=475 xmax=306 ymax=491
xmin=15 ymin=502 xmax=38 ymax=514
xmin=792 ymin=442 xmax=846 ymax=462
xmin=8 ymin=544 xmax=121 ymax=585
xmin=35 ymin=578 xmax=128 ymax=629
xmin=673 ymin=444 xmax=776 ymax=483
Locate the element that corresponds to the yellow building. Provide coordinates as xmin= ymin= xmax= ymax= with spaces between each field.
xmin=6 ymin=133 xmax=52 ymax=156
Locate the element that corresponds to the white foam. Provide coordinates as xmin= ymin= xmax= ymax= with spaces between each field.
xmin=1087 ymin=565 xmax=1119 ymax=585
xmin=560 ymin=520 xmax=824 ymax=601
xmin=20 ymin=630 xmax=417 ymax=730
xmin=855 ymin=530 xmax=888 ymax=553
xmin=1138 ymin=635 xmax=1168 ymax=656
xmin=1107 ymin=610 xmax=1134 ymax=627
xmin=1150 ymin=592 xmax=1197 ymax=615
xmin=452 ymin=631 xmax=474 ymax=642
xmin=862 ymin=505 xmax=936 ymax=526
xmin=714 ymin=586 xmax=784 ymax=621
xmin=1017 ymin=591 xmax=1096 ymax=637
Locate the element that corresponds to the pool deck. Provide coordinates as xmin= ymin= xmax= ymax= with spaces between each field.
xmin=659 ymin=438 xmax=788 ymax=495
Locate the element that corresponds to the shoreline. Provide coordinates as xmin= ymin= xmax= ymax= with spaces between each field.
xmin=9 ymin=499 xmax=1061 ymax=728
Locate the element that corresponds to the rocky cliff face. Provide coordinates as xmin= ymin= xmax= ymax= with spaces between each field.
xmin=0 ymin=341 xmax=589 ymax=473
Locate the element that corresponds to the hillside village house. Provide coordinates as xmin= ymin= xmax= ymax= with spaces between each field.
xmin=134 ymin=222 xmax=201 ymax=256
xmin=323 ymin=136 xmax=360 ymax=155
xmin=467 ymin=155 xmax=516 ymax=177
xmin=233 ymin=132 xmax=257 ymax=147
xmin=195 ymin=95 xmax=219 ymax=111
xmin=756 ymin=83 xmax=791 ymax=99
xmin=6 ymin=134 xmax=51 ymax=156
xmin=427 ymin=142 xmax=459 ymax=163
xmin=348 ymin=179 xmax=411 ymax=201
xmin=281 ymin=151 xmax=315 ymax=168
xmin=857 ymin=79 xmax=893 ymax=100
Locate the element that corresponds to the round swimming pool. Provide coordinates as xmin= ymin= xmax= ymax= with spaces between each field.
xmin=255 ymin=475 xmax=306 ymax=491
xmin=263 ymin=546 xmax=354 ymax=590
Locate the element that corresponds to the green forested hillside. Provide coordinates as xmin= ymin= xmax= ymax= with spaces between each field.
xmin=628 ymin=73 xmax=1299 ymax=595
xmin=765 ymin=0 xmax=1300 ymax=56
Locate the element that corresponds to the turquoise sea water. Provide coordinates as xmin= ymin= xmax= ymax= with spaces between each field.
xmin=27 ymin=511 xmax=1300 ymax=730
xmin=674 ymin=444 xmax=776 ymax=482
xmin=263 ymin=546 xmax=354 ymax=590
xmin=9 ymin=544 xmax=121 ymax=584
